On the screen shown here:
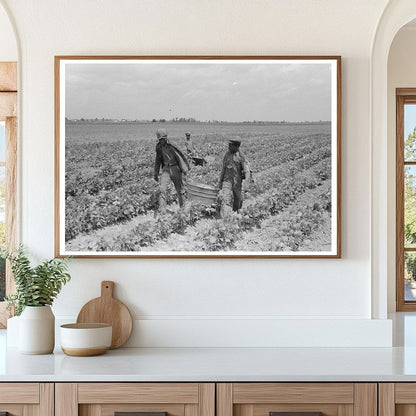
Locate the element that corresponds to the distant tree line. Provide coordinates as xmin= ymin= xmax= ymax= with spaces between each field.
xmin=65 ymin=117 xmax=330 ymax=125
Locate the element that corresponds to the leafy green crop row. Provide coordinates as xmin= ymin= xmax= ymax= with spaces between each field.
xmin=65 ymin=124 xmax=332 ymax=250
xmin=80 ymin=154 xmax=331 ymax=252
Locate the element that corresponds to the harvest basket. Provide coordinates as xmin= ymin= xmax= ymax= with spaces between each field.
xmin=187 ymin=182 xmax=219 ymax=205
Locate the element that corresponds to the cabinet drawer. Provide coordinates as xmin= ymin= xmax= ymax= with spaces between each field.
xmin=0 ymin=383 xmax=39 ymax=403
xmin=56 ymin=383 xmax=215 ymax=416
xmin=218 ymin=383 xmax=376 ymax=416
xmin=78 ymin=383 xmax=200 ymax=404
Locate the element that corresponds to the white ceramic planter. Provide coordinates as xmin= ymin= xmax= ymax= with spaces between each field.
xmin=19 ymin=306 xmax=55 ymax=354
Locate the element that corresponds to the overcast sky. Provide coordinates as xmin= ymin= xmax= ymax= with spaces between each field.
xmin=64 ymin=60 xmax=333 ymax=122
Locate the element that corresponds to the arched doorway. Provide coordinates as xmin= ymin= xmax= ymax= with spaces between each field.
xmin=0 ymin=0 xmax=18 ymax=327
xmin=371 ymin=0 xmax=416 ymax=318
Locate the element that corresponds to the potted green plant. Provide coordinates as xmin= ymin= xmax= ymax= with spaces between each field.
xmin=5 ymin=246 xmax=71 ymax=354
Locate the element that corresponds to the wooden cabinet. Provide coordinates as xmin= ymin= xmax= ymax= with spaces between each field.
xmin=0 ymin=380 xmax=411 ymax=416
xmin=217 ymin=383 xmax=377 ymax=416
xmin=55 ymin=383 xmax=215 ymax=416
xmin=0 ymin=383 xmax=53 ymax=416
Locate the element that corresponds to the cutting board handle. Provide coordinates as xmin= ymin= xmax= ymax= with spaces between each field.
xmin=101 ymin=281 xmax=115 ymax=298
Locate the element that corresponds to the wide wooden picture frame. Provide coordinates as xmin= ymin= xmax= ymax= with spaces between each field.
xmin=55 ymin=56 xmax=341 ymax=258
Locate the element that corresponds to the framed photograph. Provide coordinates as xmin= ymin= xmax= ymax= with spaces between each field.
xmin=55 ymin=56 xmax=341 ymax=258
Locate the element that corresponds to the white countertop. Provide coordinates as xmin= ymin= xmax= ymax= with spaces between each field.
xmin=2 ymin=313 xmax=416 ymax=382
xmin=2 ymin=345 xmax=416 ymax=382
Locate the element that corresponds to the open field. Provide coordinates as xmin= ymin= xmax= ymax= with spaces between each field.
xmin=64 ymin=121 xmax=333 ymax=253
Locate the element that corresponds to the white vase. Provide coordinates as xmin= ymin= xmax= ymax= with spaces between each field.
xmin=19 ymin=306 xmax=55 ymax=354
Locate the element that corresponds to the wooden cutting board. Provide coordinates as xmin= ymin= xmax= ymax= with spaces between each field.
xmin=76 ymin=281 xmax=133 ymax=349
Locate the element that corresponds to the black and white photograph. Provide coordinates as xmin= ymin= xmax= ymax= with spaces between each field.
xmin=55 ymin=56 xmax=341 ymax=257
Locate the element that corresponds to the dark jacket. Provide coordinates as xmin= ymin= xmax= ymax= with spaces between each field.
xmin=154 ymin=141 xmax=190 ymax=179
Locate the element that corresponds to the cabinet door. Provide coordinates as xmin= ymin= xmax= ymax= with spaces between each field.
xmin=217 ymin=383 xmax=377 ymax=416
xmin=0 ymin=383 xmax=53 ymax=416
xmin=379 ymin=383 xmax=416 ymax=416
xmin=55 ymin=383 xmax=215 ymax=416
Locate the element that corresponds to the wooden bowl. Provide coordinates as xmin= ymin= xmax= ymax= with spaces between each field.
xmin=60 ymin=323 xmax=112 ymax=356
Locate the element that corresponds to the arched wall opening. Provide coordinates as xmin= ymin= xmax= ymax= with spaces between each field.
xmin=387 ymin=18 xmax=416 ymax=313
xmin=372 ymin=0 xmax=416 ymax=318
xmin=0 ymin=0 xmax=18 ymax=327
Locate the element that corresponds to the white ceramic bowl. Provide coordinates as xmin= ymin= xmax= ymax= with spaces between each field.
xmin=60 ymin=323 xmax=112 ymax=356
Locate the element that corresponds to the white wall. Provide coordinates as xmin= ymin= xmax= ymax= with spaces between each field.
xmin=0 ymin=0 xmax=393 ymax=347
xmin=0 ymin=3 xmax=16 ymax=61
xmin=387 ymin=26 xmax=416 ymax=312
